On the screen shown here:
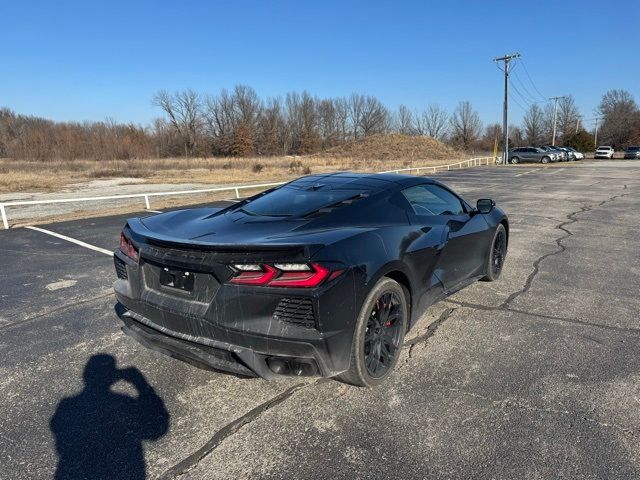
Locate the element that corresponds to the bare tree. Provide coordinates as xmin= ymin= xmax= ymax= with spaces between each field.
xmin=347 ymin=93 xmax=365 ymax=139
xmin=523 ymin=104 xmax=546 ymax=145
xmin=415 ymin=104 xmax=449 ymax=140
xmin=204 ymin=89 xmax=234 ymax=154
xmin=557 ymin=96 xmax=581 ymax=139
xmin=229 ymin=85 xmax=262 ymax=156
xmin=286 ymin=91 xmax=320 ymax=154
xmin=598 ymin=89 xmax=640 ymax=148
xmin=449 ymin=101 xmax=482 ymax=149
xmin=395 ymin=105 xmax=415 ymax=135
xmin=257 ymin=97 xmax=286 ymax=155
xmin=334 ymin=97 xmax=350 ymax=143
xmin=152 ymin=89 xmax=203 ymax=156
xmin=509 ymin=124 xmax=524 ymax=148
xmin=317 ymin=99 xmax=340 ymax=148
xmin=479 ymin=123 xmax=502 ymax=151
xmin=359 ymin=96 xmax=389 ymax=136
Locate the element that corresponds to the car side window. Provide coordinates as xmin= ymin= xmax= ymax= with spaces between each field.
xmin=402 ymin=184 xmax=465 ymax=216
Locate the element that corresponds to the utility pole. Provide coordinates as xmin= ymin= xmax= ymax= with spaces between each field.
xmin=493 ymin=53 xmax=520 ymax=165
xmin=550 ymin=95 xmax=567 ymax=146
xmin=594 ymin=117 xmax=601 ymax=148
xmin=576 ymin=115 xmax=581 ymax=134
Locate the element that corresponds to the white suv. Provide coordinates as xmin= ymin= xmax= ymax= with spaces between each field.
xmin=595 ymin=146 xmax=614 ymax=159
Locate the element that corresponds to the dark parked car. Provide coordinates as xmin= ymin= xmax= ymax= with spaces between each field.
xmin=113 ymin=173 xmax=509 ymax=386
xmin=508 ymin=147 xmax=556 ymax=164
xmin=624 ymin=146 xmax=640 ymax=159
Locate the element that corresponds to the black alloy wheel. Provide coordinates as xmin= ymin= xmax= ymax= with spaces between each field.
xmin=492 ymin=228 xmax=506 ymax=276
xmin=364 ymin=291 xmax=404 ymax=378
xmin=339 ymin=277 xmax=408 ymax=387
xmin=482 ymin=223 xmax=507 ymax=282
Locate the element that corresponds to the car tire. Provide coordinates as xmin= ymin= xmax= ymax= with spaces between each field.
xmin=338 ymin=277 xmax=408 ymax=387
xmin=510 ymin=157 xmax=519 ymax=164
xmin=482 ymin=224 xmax=507 ymax=282
xmin=541 ymin=156 xmax=550 ymax=164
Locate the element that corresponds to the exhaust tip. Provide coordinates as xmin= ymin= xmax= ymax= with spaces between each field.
xmin=266 ymin=357 xmax=318 ymax=376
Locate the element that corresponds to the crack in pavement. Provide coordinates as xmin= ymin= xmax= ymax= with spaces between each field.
xmin=500 ymin=190 xmax=631 ymax=310
xmin=500 ymin=206 xmax=589 ymax=309
xmin=444 ymin=299 xmax=640 ymax=336
xmin=0 ymin=291 xmax=115 ymax=333
xmin=441 ymin=188 xmax=637 ymax=336
xmin=158 ymin=380 xmax=326 ymax=479
xmin=434 ymin=384 xmax=639 ymax=439
xmin=403 ymin=308 xmax=457 ymax=362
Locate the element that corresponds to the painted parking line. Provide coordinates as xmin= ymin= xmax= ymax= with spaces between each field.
xmin=25 ymin=226 xmax=113 ymax=256
xmin=514 ymin=169 xmax=539 ymax=177
xmin=547 ymin=168 xmax=565 ymax=175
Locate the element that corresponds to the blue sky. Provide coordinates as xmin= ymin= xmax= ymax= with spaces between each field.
xmin=1 ymin=0 xmax=638 ymax=129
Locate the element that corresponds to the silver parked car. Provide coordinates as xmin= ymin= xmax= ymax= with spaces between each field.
xmin=509 ymin=147 xmax=557 ymax=164
xmin=564 ymin=147 xmax=584 ymax=160
xmin=541 ymin=145 xmax=568 ymax=161
xmin=559 ymin=147 xmax=576 ymax=161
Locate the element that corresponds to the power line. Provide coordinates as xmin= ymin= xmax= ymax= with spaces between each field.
xmin=509 ymin=80 xmax=532 ymax=110
xmin=511 ymin=65 xmax=541 ymax=104
xmin=509 ymin=89 xmax=528 ymax=112
xmin=519 ymin=59 xmax=547 ymax=101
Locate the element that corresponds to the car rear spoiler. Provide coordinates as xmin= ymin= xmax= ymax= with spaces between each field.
xmin=124 ymin=217 xmax=321 ymax=262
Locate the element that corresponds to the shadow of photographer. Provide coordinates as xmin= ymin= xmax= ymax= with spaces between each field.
xmin=50 ymin=354 xmax=169 ymax=479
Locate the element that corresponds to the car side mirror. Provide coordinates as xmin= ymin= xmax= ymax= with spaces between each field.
xmin=476 ymin=199 xmax=495 ymax=214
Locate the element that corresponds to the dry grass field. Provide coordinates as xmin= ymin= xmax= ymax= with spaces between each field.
xmin=0 ymin=135 xmax=478 ymax=194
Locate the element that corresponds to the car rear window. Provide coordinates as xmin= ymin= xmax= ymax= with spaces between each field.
xmin=239 ymin=185 xmax=363 ymax=217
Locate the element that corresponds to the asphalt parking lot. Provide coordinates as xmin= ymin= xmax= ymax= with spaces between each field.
xmin=1 ymin=160 xmax=639 ymax=479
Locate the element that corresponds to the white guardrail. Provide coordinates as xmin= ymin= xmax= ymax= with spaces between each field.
xmin=0 ymin=156 xmax=495 ymax=229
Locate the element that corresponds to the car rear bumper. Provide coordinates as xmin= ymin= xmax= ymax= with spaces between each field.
xmin=113 ymin=250 xmax=357 ymax=379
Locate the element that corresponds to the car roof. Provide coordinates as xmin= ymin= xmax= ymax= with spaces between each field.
xmin=287 ymin=172 xmax=437 ymax=193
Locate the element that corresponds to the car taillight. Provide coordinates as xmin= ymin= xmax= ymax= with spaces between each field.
xmin=229 ymin=262 xmax=340 ymax=288
xmin=230 ymin=264 xmax=278 ymax=285
xmin=119 ymin=232 xmax=139 ymax=262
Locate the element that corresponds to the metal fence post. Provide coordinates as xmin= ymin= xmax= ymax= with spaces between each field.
xmin=1 ymin=204 xmax=8 ymax=230
xmin=144 ymin=195 xmax=150 ymax=210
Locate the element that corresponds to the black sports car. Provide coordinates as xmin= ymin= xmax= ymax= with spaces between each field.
xmin=114 ymin=173 xmax=508 ymax=386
